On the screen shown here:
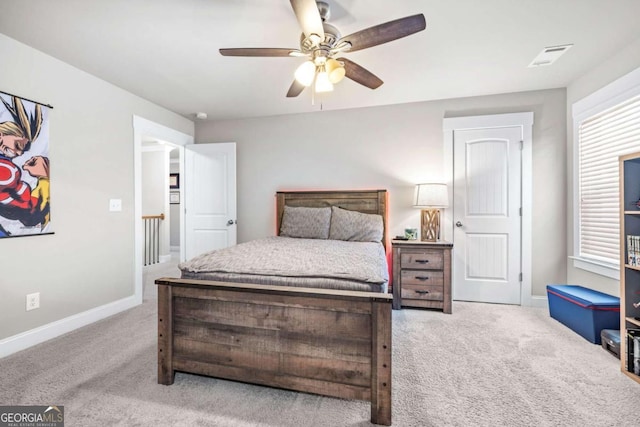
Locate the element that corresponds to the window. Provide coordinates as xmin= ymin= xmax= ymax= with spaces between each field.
xmin=579 ymin=96 xmax=640 ymax=261
xmin=572 ymin=67 xmax=640 ymax=279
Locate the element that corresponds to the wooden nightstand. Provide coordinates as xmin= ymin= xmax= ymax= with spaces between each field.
xmin=392 ymin=240 xmax=453 ymax=313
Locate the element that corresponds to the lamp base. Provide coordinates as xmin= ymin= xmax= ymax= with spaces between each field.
xmin=420 ymin=209 xmax=440 ymax=242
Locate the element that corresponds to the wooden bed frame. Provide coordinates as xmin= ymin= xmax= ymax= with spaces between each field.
xmin=156 ymin=190 xmax=392 ymax=425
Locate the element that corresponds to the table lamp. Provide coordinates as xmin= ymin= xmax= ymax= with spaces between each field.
xmin=413 ymin=183 xmax=449 ymax=242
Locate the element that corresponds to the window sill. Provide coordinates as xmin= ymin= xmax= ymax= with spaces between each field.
xmin=569 ymin=256 xmax=619 ymax=280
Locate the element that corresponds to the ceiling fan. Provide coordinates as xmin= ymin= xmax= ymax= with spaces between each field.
xmin=219 ymin=0 xmax=426 ymax=97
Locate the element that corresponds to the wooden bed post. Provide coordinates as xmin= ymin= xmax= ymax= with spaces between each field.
xmin=157 ymin=284 xmax=175 ymax=385
xmin=371 ymin=299 xmax=392 ymax=426
xmin=275 ymin=192 xmax=285 ymax=234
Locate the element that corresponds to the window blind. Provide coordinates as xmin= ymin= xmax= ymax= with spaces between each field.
xmin=579 ymin=94 xmax=640 ymax=264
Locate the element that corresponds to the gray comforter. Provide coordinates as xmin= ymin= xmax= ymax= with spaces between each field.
xmin=179 ymin=236 xmax=389 ymax=293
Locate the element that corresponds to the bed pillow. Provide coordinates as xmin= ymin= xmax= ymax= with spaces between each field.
xmin=280 ymin=206 xmax=332 ymax=239
xmin=329 ymin=206 xmax=384 ymax=242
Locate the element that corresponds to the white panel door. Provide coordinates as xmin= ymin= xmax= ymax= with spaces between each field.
xmin=453 ymin=127 xmax=521 ymax=304
xmin=184 ymin=143 xmax=236 ymax=260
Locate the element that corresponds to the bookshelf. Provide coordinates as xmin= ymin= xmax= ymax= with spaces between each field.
xmin=620 ymin=151 xmax=640 ymax=384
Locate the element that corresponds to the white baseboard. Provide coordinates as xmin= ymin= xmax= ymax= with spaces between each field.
xmin=159 ymin=254 xmax=172 ymax=263
xmin=530 ymin=295 xmax=549 ymax=309
xmin=0 ymin=295 xmax=140 ymax=359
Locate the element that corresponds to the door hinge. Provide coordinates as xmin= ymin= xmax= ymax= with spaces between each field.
xmin=519 ymin=207 xmax=522 ymax=216
xmin=519 ymin=140 xmax=524 ymax=150
xmin=519 ymin=272 xmax=523 ymax=282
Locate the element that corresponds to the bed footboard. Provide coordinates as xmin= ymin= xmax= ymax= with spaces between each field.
xmin=156 ymin=277 xmax=392 ymax=426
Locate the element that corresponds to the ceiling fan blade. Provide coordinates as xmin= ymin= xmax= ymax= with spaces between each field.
xmin=338 ymin=58 xmax=383 ymax=89
xmin=219 ymin=48 xmax=299 ymax=57
xmin=290 ymin=0 xmax=325 ymax=41
xmin=338 ymin=14 xmax=426 ymax=52
xmin=286 ymin=80 xmax=306 ymax=97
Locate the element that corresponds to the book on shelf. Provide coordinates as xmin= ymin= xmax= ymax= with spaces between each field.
xmin=627 ymin=329 xmax=640 ymax=375
xmin=627 ymin=235 xmax=640 ymax=266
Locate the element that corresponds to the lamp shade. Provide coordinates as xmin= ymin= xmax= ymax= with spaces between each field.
xmin=325 ymin=58 xmax=346 ymax=83
xmin=314 ymin=70 xmax=334 ymax=92
xmin=294 ymin=61 xmax=315 ymax=87
xmin=413 ymin=183 xmax=449 ymax=208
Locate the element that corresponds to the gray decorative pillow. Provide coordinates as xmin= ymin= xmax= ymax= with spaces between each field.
xmin=280 ymin=206 xmax=331 ymax=239
xmin=329 ymin=206 xmax=384 ymax=242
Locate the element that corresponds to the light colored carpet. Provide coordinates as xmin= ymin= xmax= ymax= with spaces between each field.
xmin=1 ymin=259 xmax=639 ymax=426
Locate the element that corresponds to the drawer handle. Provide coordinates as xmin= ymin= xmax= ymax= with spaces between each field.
xmin=415 ymin=276 xmax=430 ymax=281
xmin=415 ymin=259 xmax=430 ymax=264
xmin=415 ymin=290 xmax=430 ymax=294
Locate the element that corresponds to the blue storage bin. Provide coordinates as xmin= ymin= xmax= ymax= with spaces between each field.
xmin=547 ymin=284 xmax=620 ymax=344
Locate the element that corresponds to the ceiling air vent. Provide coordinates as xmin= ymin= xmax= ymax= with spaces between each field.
xmin=528 ymin=44 xmax=573 ymax=67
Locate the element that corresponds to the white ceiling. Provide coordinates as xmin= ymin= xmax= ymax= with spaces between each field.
xmin=2 ymin=0 xmax=640 ymax=121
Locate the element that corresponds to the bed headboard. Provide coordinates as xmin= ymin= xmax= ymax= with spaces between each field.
xmin=275 ymin=189 xmax=388 ymax=248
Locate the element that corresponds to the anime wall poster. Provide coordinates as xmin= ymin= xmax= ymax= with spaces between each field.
xmin=0 ymin=92 xmax=52 ymax=238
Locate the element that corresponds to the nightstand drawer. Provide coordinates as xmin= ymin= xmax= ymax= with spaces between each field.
xmin=401 ymin=284 xmax=444 ymax=301
xmin=400 ymin=270 xmax=443 ymax=286
xmin=400 ymin=251 xmax=443 ymax=270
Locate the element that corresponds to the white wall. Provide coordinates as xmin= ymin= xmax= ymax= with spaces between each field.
xmin=0 ymin=33 xmax=193 ymax=342
xmin=566 ymin=36 xmax=640 ymax=296
xmin=195 ymin=88 xmax=566 ymax=299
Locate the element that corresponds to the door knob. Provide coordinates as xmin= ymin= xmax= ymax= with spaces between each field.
xmin=455 ymin=221 xmax=463 ymax=227
xmin=227 ymin=219 xmax=235 ymax=225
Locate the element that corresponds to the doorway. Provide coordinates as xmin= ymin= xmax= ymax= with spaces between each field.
xmin=133 ymin=116 xmax=192 ymax=305
xmin=443 ymin=113 xmax=533 ymax=306
xmin=141 ymin=141 xmax=181 ymax=265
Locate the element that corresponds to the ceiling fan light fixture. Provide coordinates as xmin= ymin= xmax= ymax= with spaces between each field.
xmin=315 ymin=69 xmax=334 ymax=93
xmin=294 ymin=61 xmax=315 ymax=86
xmin=220 ymin=2 xmax=426 ymax=99
xmin=325 ymin=58 xmax=345 ymax=84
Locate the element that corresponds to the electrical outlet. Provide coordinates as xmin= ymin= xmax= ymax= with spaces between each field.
xmin=26 ymin=292 xmax=40 ymax=311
